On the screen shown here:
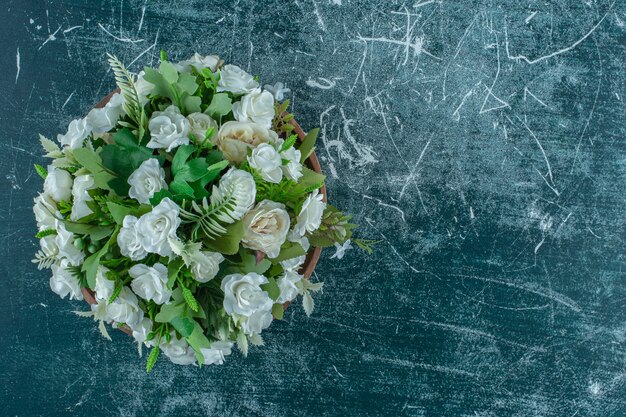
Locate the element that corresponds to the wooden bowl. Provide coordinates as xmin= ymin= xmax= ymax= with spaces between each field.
xmin=81 ymin=92 xmax=325 ymax=319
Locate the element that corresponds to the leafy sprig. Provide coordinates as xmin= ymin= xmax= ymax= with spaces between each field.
xmin=107 ymin=53 xmax=148 ymax=140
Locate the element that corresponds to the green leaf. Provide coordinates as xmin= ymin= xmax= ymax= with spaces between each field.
xmin=169 ymin=178 xmax=195 ymax=198
xmin=167 ymin=258 xmax=184 ymax=289
xmin=280 ymin=135 xmax=297 ymax=152
xmin=34 ymin=164 xmax=47 ymax=180
xmin=35 ymin=229 xmax=57 ymax=239
xmin=186 ymin=321 xmax=212 ymax=365
xmin=272 ymin=303 xmax=284 ymax=320
xmin=181 ymin=286 xmax=199 ymax=312
xmin=298 ymin=128 xmax=319 ymax=163
xmin=82 ymin=228 xmax=119 ymax=289
xmin=171 ymin=145 xmax=196 ymax=176
xmin=143 ymin=67 xmax=174 ymax=102
xmin=178 ymin=73 xmax=199 ymax=95
xmin=159 ymin=61 xmax=179 ymax=84
xmin=272 ymin=241 xmax=307 ymax=263
xmin=106 ymin=202 xmax=150 ymax=225
xmin=298 ymin=166 xmax=325 ymax=193
xmin=203 ymin=221 xmax=244 ymax=255
xmin=62 ymin=221 xmax=114 ymax=241
xmin=72 ymin=148 xmax=116 ymax=191
xmin=146 ymin=346 xmax=160 ymax=372
xmin=183 ymin=95 xmax=202 ymax=113
xmin=261 ymin=276 xmax=280 ymax=301
xmin=171 ymin=316 xmax=195 ymax=337
xmin=206 ymin=93 xmax=232 ymax=118
xmin=150 ymin=189 xmax=174 ymax=206
xmin=155 ymin=300 xmax=186 ymax=323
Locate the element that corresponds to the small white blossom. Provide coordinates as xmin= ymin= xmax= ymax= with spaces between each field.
xmin=131 ymin=318 xmax=155 ymax=347
xmin=330 ymin=239 xmax=352 ymax=260
xmin=241 ymin=200 xmax=290 ymax=259
xmin=221 ymin=273 xmax=273 ymax=335
xmin=175 ymin=53 xmax=220 ymax=73
xmin=216 ymin=121 xmax=279 ymax=163
xmin=55 ymin=220 xmax=84 ymax=266
xmin=186 ymin=112 xmax=218 ymax=145
xmin=106 ymin=286 xmax=143 ymax=328
xmin=263 ymin=82 xmax=290 ymax=101
xmin=161 ymin=331 xmax=197 ymax=365
xmin=189 ymin=251 xmax=224 ymax=283
xmin=94 ymin=266 xmax=115 ymax=302
xmin=87 ymin=93 xmax=125 ymax=135
xmin=33 ymin=193 xmax=58 ymax=231
xmin=281 ymin=145 xmax=303 ymax=181
xmin=276 ymin=270 xmax=303 ymax=304
xmin=200 ymin=341 xmax=234 ymax=365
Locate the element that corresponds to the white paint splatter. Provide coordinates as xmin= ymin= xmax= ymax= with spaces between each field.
xmin=15 ymin=48 xmax=20 ymax=84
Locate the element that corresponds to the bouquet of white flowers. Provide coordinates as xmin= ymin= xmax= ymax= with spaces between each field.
xmin=32 ymin=52 xmax=374 ymax=370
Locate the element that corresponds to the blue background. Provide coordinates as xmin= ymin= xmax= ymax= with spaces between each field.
xmin=1 ymin=0 xmax=625 ymax=415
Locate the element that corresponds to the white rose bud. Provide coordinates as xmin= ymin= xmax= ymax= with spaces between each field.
xmin=106 ymin=286 xmax=143 ymax=328
xmin=200 ymin=341 xmax=234 ymax=365
xmin=276 ymin=270 xmax=303 ymax=304
xmin=217 ymin=64 xmax=259 ymax=95
xmin=127 ymin=158 xmax=167 ymax=204
xmin=70 ymin=174 xmax=95 ymax=221
xmin=161 ymin=331 xmax=197 ymax=365
xmin=43 ymin=166 xmax=73 ymax=202
xmin=248 ymin=143 xmax=283 ymax=184
xmin=55 ymin=220 xmax=84 ymax=266
xmin=232 ymin=88 xmax=275 ymax=129
xmin=135 ymin=198 xmax=181 ymax=257
xmin=281 ymin=145 xmax=303 ymax=181
xmin=50 ymin=263 xmax=83 ymax=301
xmin=33 ymin=193 xmax=59 ymax=231
xmin=189 ymin=251 xmax=224 ymax=283
xmin=87 ymin=93 xmax=125 ymax=135
xmin=147 ymin=105 xmax=190 ymax=151
xmin=241 ymin=200 xmax=290 ymax=259
xmin=57 ymin=118 xmax=92 ymax=149
xmin=293 ymin=189 xmax=326 ymax=236
xmin=221 ymin=273 xmax=273 ymax=335
xmin=131 ymin=318 xmax=155 ymax=347
xmin=94 ymin=266 xmax=115 ymax=302
xmin=186 ymin=112 xmax=218 ymax=145
xmin=175 ymin=53 xmax=220 ymax=73
xmin=216 ymin=121 xmax=279 ymax=163
xmin=129 ymin=263 xmax=172 ymax=305
xmin=117 ymin=215 xmax=148 ymax=261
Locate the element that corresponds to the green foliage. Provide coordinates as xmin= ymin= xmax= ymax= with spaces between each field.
xmin=298 ymin=128 xmax=319 ymax=163
xmin=169 ymin=145 xmax=227 ymax=200
xmin=72 ymin=148 xmax=116 ymax=191
xmin=353 ymin=238 xmax=380 ymax=255
xmin=107 ymin=54 xmax=148 ymax=139
xmin=145 ymin=346 xmax=160 ymax=372
xmin=142 ymin=62 xmax=200 ymax=113
xmin=82 ymin=228 xmax=119 ymax=289
xmin=167 ymin=258 xmax=185 ymax=289
xmin=308 ymin=205 xmax=356 ymax=248
xmin=35 ymin=229 xmax=57 ymax=239
xmin=280 ymin=134 xmax=298 ymax=152
xmin=201 ymin=221 xmax=244 ymax=255
xmin=252 ymin=166 xmax=325 ymax=206
xmin=222 ymin=248 xmax=272 ymax=276
xmin=272 ymin=303 xmax=284 ymax=320
xmin=34 ymin=164 xmax=47 ymax=180
xmin=272 ymin=100 xmax=296 ymax=135
xmin=180 ymin=282 xmax=199 ymax=313
xmin=206 ymin=93 xmax=232 ymax=119
xmin=260 ymin=276 xmax=280 ymax=301
xmin=272 ymin=241 xmax=306 ymax=263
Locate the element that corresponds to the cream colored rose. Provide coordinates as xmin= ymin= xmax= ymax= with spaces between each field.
xmin=186 ymin=112 xmax=218 ymax=145
xmin=216 ymin=121 xmax=278 ymax=163
xmin=241 ymin=200 xmax=290 ymax=258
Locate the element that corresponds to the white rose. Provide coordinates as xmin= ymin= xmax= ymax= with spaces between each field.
xmin=147 ymin=105 xmax=190 ymax=151
xmin=232 ymin=88 xmax=275 ymax=129
xmin=106 ymin=286 xmax=143 ymax=327
xmin=241 ymin=200 xmax=290 ymax=258
xmin=33 ymin=193 xmax=59 ymax=230
xmin=189 ymin=251 xmax=224 ymax=283
xmin=70 ymin=174 xmax=95 ymax=221
xmin=293 ymin=189 xmax=326 ymax=236
xmin=276 ymin=270 xmax=303 ymax=304
xmin=280 ymin=255 xmax=306 ymax=272
xmin=221 ymin=273 xmax=273 ymax=335
xmin=200 ymin=341 xmax=233 ymax=365
xmin=134 ymin=71 xmax=153 ymax=105
xmin=161 ymin=331 xmax=197 ymax=365
xmin=281 ymin=146 xmax=303 ymax=181
xmin=131 ymin=318 xmax=155 ymax=346
xmin=287 ymin=232 xmax=310 ymax=252
xmin=211 ymin=168 xmax=257 ymax=219
xmin=127 ymin=158 xmax=167 ymax=204
xmin=217 ymin=64 xmax=259 ymax=95
xmin=129 ymin=263 xmax=172 ymax=305
xmin=50 ymin=263 xmax=83 ymax=300
xmin=57 ymin=118 xmax=92 ymax=149
xmin=94 ymin=266 xmax=115 ymax=302
xmin=135 ymin=198 xmax=181 ymax=257
xmin=248 ymin=143 xmax=283 ymax=183
xmin=39 ymin=235 xmax=59 ymax=258
xmin=55 ymin=220 xmax=84 ymax=266
xmin=175 ymin=53 xmax=220 ymax=73
xmin=186 ymin=112 xmax=218 ymax=144
xmin=43 ymin=166 xmax=73 ymax=202
xmin=216 ymin=121 xmax=279 ymax=163
xmin=87 ymin=93 xmax=125 ymax=135
xmin=117 ymin=215 xmax=148 ymax=261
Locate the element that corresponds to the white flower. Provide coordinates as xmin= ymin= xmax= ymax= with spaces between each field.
xmin=131 ymin=318 xmax=155 ymax=347
xmin=127 ymin=159 xmax=167 ymax=204
xmin=55 ymin=220 xmax=84 ymax=266
xmin=200 ymin=341 xmax=233 ymax=365
xmin=281 ymin=145 xmax=303 ymax=181
xmin=43 ymin=166 xmax=72 ymax=202
xmin=39 ymin=235 xmax=59 ymax=258
xmin=175 ymin=53 xmax=220 ymax=73
xmin=280 ymin=255 xmax=306 ymax=272
xmin=232 ymin=88 xmax=275 ymax=129
xmin=293 ymin=189 xmax=326 ymax=236
xmin=186 ymin=112 xmax=218 ymax=144
xmin=134 ymin=71 xmax=153 ymax=105
xmin=147 ymin=105 xmax=190 ymax=151
xmin=331 ymin=239 xmax=352 ymax=260
xmin=50 ymin=263 xmax=83 ymax=301
xmin=94 ymin=266 xmax=115 ymax=302
xmin=129 ymin=263 xmax=172 ymax=305
xmin=117 ymin=215 xmax=148 ymax=261
xmin=264 ymin=82 xmax=290 ymax=101
xmin=57 ymin=118 xmax=91 ymax=149
xmin=91 ymin=298 xmax=111 ymax=322
xmin=288 ymin=232 xmax=310 ymax=252
xmin=161 ymin=331 xmax=197 ymax=365
xmin=189 ymin=251 xmax=224 ymax=283
xmin=241 ymin=200 xmax=290 ymax=258
xmin=87 ymin=93 xmax=125 ymax=135
xmin=212 ymin=168 xmax=257 ymax=219
xmin=221 ymin=273 xmax=273 ymax=335
xmin=248 ymin=143 xmax=283 ymax=183
xmin=217 ymin=64 xmax=259 ymax=95
xmin=106 ymin=286 xmax=143 ymax=327
xmin=33 ymin=193 xmax=58 ymax=230
xmin=70 ymin=174 xmax=95 ymax=221
xmin=135 ymin=198 xmax=181 ymax=257
xmin=216 ymin=121 xmax=279 ymax=163
xmin=276 ymin=270 xmax=303 ymax=304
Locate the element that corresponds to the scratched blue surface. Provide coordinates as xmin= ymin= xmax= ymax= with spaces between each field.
xmin=1 ymin=0 xmax=626 ymax=415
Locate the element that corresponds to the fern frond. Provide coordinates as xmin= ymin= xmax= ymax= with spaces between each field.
xmin=106 ymin=53 xmax=146 ymax=139
xmin=31 ymin=250 xmax=56 ymax=270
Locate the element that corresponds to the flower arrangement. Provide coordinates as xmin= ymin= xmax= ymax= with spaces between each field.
xmin=33 ymin=52 xmax=374 ymax=370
